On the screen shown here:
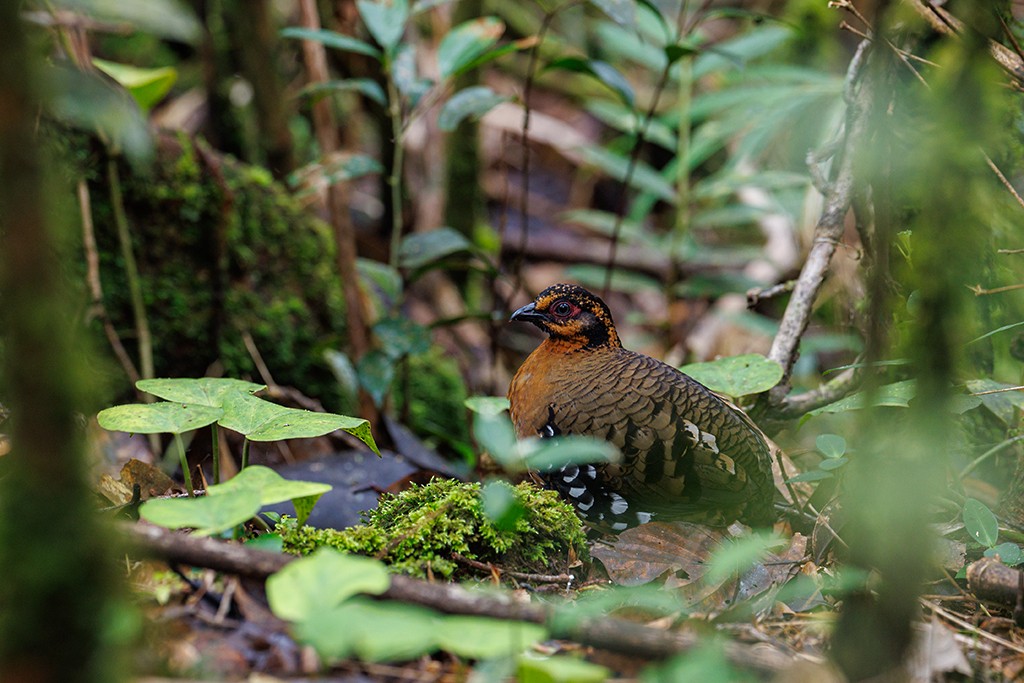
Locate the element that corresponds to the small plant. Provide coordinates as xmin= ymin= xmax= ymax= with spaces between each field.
xmin=275 ymin=478 xmax=586 ymax=579
xmin=97 ymin=377 xmax=378 ymax=532
xmin=963 ymin=498 xmax=1023 ymax=567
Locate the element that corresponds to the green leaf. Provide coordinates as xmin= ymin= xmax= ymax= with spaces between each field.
xmin=91 ymin=59 xmax=177 ymax=113
xmin=545 ymin=57 xmax=634 ymax=106
xmin=588 ymin=0 xmax=634 ymax=27
xmin=357 ymin=258 xmax=403 ymax=305
xmin=357 ymin=0 xmax=409 ymax=52
xmin=139 ymin=488 xmax=261 ymax=536
xmin=398 ymin=227 xmax=472 ymax=269
xmin=438 ymin=17 xmax=504 ymax=80
xmin=97 ymin=402 xmax=223 ymax=435
xmin=245 ymin=533 xmax=284 ymax=553
xmin=473 ymin=412 xmax=518 ymax=462
xmin=267 ymin=549 xmax=391 ymax=622
xmin=439 ymin=86 xmax=509 ymax=131
xmin=60 ymin=0 xmax=201 ymax=43
xmin=808 ymin=380 xmax=918 ymax=416
xmin=518 ymin=654 xmax=610 ymax=683
xmin=46 ymin=64 xmax=153 ymax=163
xmin=985 ymin=542 xmax=1024 ymax=566
xmin=207 ymin=465 xmax=331 ymax=505
xmin=135 ymin=377 xmax=266 ymax=407
xmin=679 ymin=354 xmax=782 ymax=397
xmin=703 ymin=532 xmax=787 ymax=585
xmin=665 ymin=40 xmax=702 ymax=66
xmin=218 ymin=392 xmax=378 ymax=453
xmin=294 ymin=597 xmax=438 ymax=662
xmin=356 ymin=350 xmax=395 ymax=408
xmin=963 ymin=498 xmax=999 ymax=548
xmin=374 ymin=317 xmax=431 ymax=359
xmin=480 ymin=480 xmax=525 ymax=530
xmin=280 ymin=27 xmax=382 ymax=59
xmin=391 ymin=43 xmax=431 ymax=105
xmin=435 ymin=617 xmax=545 ymax=659
xmin=815 ymin=434 xmax=846 ymax=458
xmin=785 ymin=470 xmax=832 ymax=483
xmin=967 ymin=379 xmax=1024 ymax=425
xmin=817 ymin=457 xmax=848 ymax=471
xmin=576 ymin=146 xmax=675 ymax=202
xmin=298 ymin=79 xmax=387 ymax=106
xmin=464 ymin=396 xmax=510 ymax=416
xmin=519 ymin=436 xmax=619 ymax=473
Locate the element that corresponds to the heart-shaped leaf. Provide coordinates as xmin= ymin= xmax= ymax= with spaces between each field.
xmin=97 ymin=402 xmax=223 ymax=435
xmin=140 ymin=488 xmax=261 ymax=536
xmin=679 ymin=354 xmax=782 ymax=397
xmin=135 ymin=378 xmax=266 ymax=406
xmin=267 ymin=549 xmax=390 ymax=622
xmin=218 ymin=392 xmax=378 ymax=453
xmin=207 ymin=465 xmax=331 ymax=524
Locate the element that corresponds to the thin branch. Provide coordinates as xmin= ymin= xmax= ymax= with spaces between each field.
xmin=763 ymin=40 xmax=874 ymax=408
xmin=774 ymin=364 xmax=863 ymax=418
xmin=107 ymin=157 xmax=154 ymax=388
xmin=78 ymin=178 xmax=140 ymax=387
xmin=124 ymin=522 xmax=790 ymax=672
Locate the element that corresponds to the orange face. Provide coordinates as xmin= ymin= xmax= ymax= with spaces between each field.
xmin=510 ymin=283 xmax=621 ymax=350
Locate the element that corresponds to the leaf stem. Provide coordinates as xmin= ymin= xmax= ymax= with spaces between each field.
xmin=241 ymin=438 xmax=251 ymax=470
xmin=386 ymin=63 xmax=405 ymax=271
xmin=211 ymin=423 xmax=220 ymax=485
xmin=174 ymin=433 xmax=195 ymax=497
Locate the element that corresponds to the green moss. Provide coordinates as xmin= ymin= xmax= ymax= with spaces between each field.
xmin=276 ymin=478 xmax=587 ymax=580
xmin=78 ymin=134 xmax=351 ymax=411
xmin=394 ymin=348 xmax=470 ymax=449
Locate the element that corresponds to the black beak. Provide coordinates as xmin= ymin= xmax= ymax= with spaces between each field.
xmin=510 ymin=302 xmax=546 ymax=324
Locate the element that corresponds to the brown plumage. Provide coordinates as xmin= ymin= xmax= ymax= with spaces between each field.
xmin=508 ymin=283 xmax=775 ymax=530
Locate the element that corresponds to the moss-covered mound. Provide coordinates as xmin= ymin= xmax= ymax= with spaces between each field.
xmin=276 ymin=478 xmax=587 ymax=580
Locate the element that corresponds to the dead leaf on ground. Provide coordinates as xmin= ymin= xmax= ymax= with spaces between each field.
xmin=591 ymin=521 xmax=728 ymax=587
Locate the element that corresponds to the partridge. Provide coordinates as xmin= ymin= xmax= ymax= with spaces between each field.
xmin=508 ymin=283 xmax=776 ymax=530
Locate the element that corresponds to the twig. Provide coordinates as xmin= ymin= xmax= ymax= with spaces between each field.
xmin=969 ymin=283 xmax=1024 ymax=296
xmin=107 ymin=157 xmax=154 ymax=389
xmin=78 ymin=178 xmax=140 ymax=387
xmin=922 ymin=593 xmax=1024 ymax=655
xmin=124 ymin=522 xmax=790 ymax=671
xmin=775 ymin=364 xmax=863 ymax=418
xmin=763 ymin=40 xmax=874 ymax=408
xmin=451 ymin=553 xmax=575 ymax=585
xmin=746 ymin=280 xmax=796 ymax=307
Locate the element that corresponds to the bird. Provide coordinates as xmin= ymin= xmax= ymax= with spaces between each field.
xmin=507 ymin=283 xmax=776 ymax=531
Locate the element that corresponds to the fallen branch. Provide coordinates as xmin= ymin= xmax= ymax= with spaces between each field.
xmin=124 ymin=522 xmax=790 ymax=672
xmin=966 ymin=556 xmax=1023 ymax=608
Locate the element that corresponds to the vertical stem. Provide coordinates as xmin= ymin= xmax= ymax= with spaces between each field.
xmin=107 ymin=157 xmax=154 ymax=386
xmin=174 ymin=433 xmax=195 ymax=497
xmin=241 ymin=438 xmax=251 ymax=470
xmin=211 ymin=423 xmax=221 ymax=485
xmin=386 ymin=69 xmax=405 ymax=270
xmin=671 ymin=56 xmax=692 ymax=246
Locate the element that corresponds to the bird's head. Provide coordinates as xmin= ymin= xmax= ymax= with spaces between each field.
xmin=510 ymin=283 xmax=621 ymax=350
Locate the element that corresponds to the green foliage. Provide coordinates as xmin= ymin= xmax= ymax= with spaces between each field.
xmin=140 ymin=465 xmax=332 ymax=531
xmin=78 ymin=136 xmax=352 ymax=411
xmin=267 ymin=550 xmax=546 ymax=663
xmin=678 ymin=354 xmax=783 ymax=398
xmin=276 ymin=478 xmax=587 ymax=579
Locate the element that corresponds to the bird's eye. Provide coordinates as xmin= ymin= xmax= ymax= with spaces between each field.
xmin=551 ymin=300 xmax=574 ymax=318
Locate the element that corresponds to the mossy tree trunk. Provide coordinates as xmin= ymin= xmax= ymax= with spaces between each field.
xmin=0 ymin=11 xmax=122 ymax=683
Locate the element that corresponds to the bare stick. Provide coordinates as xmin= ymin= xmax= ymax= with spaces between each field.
xmin=78 ymin=178 xmax=140 ymax=387
xmin=764 ymin=41 xmax=874 ymax=407
xmin=124 ymin=522 xmax=790 ymax=672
